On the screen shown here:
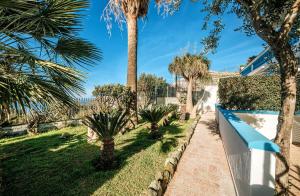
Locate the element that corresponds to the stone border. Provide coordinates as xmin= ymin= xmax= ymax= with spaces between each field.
xmin=147 ymin=116 xmax=201 ymax=196
xmin=1 ymin=119 xmax=82 ymax=137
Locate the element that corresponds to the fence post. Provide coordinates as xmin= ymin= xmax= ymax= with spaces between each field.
xmin=155 ymin=85 xmax=157 ymax=104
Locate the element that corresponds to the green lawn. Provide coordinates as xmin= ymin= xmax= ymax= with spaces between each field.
xmin=0 ymin=120 xmax=191 ymax=196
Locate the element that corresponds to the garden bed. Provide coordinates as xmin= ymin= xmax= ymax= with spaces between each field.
xmin=0 ymin=120 xmax=191 ymax=195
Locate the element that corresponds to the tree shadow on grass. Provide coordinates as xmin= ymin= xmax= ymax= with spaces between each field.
xmin=116 ymin=128 xmax=157 ymax=162
xmin=0 ymin=126 xmax=162 ymax=196
xmin=158 ymin=123 xmax=185 ymax=153
xmin=161 ymin=123 xmax=183 ymax=135
xmin=1 ymin=132 xmax=102 ymax=196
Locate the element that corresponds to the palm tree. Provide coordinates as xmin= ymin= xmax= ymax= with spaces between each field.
xmin=83 ymin=110 xmax=130 ymax=169
xmin=169 ymin=54 xmax=210 ymax=114
xmin=0 ymin=0 xmax=101 ymax=121
xmin=103 ymin=0 xmax=179 ymax=121
xmin=139 ymin=105 xmax=169 ymax=139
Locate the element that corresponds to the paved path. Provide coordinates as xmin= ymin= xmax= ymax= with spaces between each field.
xmin=289 ymin=143 xmax=300 ymax=196
xmin=165 ymin=112 xmax=236 ymax=196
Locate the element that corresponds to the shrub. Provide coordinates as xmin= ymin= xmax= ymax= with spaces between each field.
xmin=83 ymin=110 xmax=130 ymax=170
xmin=139 ymin=105 xmax=169 ymax=139
xmin=218 ymin=75 xmax=300 ymax=111
xmin=137 ymin=73 xmax=168 ymax=108
xmin=163 ymin=104 xmax=179 ymax=126
xmin=91 ymin=84 xmax=135 ymax=113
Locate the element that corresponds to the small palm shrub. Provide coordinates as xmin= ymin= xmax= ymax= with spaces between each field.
xmin=163 ymin=104 xmax=179 ymax=127
xmin=139 ymin=105 xmax=169 ymax=139
xmin=83 ymin=110 xmax=130 ymax=170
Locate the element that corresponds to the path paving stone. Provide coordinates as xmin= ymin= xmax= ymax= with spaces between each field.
xmin=289 ymin=143 xmax=300 ymax=196
xmin=165 ymin=112 xmax=236 ymax=196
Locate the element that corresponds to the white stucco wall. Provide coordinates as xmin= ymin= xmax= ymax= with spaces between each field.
xmin=216 ymin=108 xmax=277 ymax=196
xmin=197 ymin=85 xmax=218 ymax=113
xmin=202 ymin=85 xmax=218 ymax=112
xmin=156 ymin=97 xmax=180 ymax=105
xmin=250 ymin=149 xmax=276 ymax=196
xmin=218 ymin=109 xmax=251 ymax=196
xmin=234 ymin=112 xmax=300 ymax=144
xmin=234 ymin=113 xmax=277 ymax=140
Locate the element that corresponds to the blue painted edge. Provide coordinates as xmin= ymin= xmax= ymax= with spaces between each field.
xmin=227 ymin=109 xmax=300 ymax=115
xmin=230 ymin=110 xmax=279 ymax=115
xmin=216 ymin=105 xmax=280 ymax=153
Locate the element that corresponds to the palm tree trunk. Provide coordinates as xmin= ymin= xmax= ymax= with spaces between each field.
xmin=87 ymin=127 xmax=98 ymax=143
xmin=272 ymin=43 xmax=298 ymax=195
xmin=150 ymin=122 xmax=158 ymax=133
xmin=127 ymin=15 xmax=138 ymax=122
xmin=186 ymin=78 xmax=194 ymax=114
xmin=150 ymin=122 xmax=160 ymax=139
xmin=101 ymin=138 xmax=115 ymax=163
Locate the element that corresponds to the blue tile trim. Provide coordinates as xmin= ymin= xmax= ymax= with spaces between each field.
xmin=231 ymin=110 xmax=279 ymax=115
xmin=231 ymin=110 xmax=300 ymax=115
xmin=216 ymin=105 xmax=280 ymax=153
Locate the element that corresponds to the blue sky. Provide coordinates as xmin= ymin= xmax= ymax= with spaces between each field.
xmin=80 ymin=0 xmax=265 ymax=96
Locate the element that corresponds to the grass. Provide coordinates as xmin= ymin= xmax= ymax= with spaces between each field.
xmin=0 ymin=120 xmax=191 ymax=196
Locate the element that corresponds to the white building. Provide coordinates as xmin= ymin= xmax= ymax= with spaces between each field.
xmin=240 ymin=38 xmax=300 ymax=76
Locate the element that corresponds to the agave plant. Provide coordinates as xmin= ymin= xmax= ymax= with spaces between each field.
xmin=139 ymin=105 xmax=169 ymax=138
xmin=83 ymin=110 xmax=130 ymax=170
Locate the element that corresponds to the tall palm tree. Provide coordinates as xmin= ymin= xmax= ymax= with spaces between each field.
xmin=0 ymin=0 xmax=101 ymax=120
xmin=103 ymin=0 xmax=179 ymax=121
xmin=169 ymin=54 xmax=210 ymax=114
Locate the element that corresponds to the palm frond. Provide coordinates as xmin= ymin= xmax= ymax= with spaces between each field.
xmin=83 ymin=110 xmax=130 ymax=140
xmin=139 ymin=105 xmax=169 ymax=124
xmin=0 ymin=0 xmax=102 ymax=117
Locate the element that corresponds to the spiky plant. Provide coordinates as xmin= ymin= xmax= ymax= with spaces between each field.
xmin=139 ymin=105 xmax=169 ymax=138
xmin=162 ymin=104 xmax=179 ymax=126
xmin=83 ymin=110 xmax=130 ymax=170
xmin=0 ymin=0 xmax=101 ymax=121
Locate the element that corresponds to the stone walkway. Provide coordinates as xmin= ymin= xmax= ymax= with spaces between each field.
xmin=165 ymin=112 xmax=236 ymax=196
xmin=289 ymin=143 xmax=300 ymax=196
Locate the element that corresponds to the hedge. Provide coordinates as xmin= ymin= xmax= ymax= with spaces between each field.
xmin=218 ymin=75 xmax=300 ymax=111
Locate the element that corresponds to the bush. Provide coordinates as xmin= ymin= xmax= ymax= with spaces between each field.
xmin=218 ymin=75 xmax=300 ymax=111
xmin=91 ymin=84 xmax=135 ymax=113
xmin=139 ymin=105 xmax=170 ymax=139
xmin=163 ymin=104 xmax=179 ymax=126
xmin=83 ymin=109 xmax=130 ymax=170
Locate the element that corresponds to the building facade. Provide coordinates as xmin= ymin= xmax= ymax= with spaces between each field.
xmin=240 ymin=38 xmax=300 ymax=76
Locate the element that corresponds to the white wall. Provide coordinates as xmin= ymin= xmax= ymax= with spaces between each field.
xmin=250 ymin=149 xmax=276 ymax=196
xmin=234 ymin=113 xmax=277 ymax=140
xmin=156 ymin=97 xmax=179 ymax=105
xmin=198 ymin=85 xmax=218 ymax=113
xmin=218 ymin=109 xmax=251 ymax=196
xmin=216 ymin=108 xmax=277 ymax=196
xmin=235 ymin=112 xmax=300 ymax=144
